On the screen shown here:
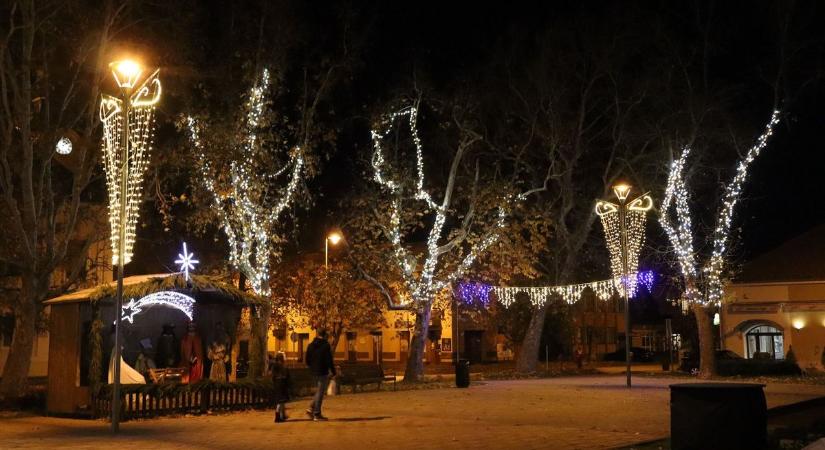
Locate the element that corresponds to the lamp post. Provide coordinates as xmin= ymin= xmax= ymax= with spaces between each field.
xmin=596 ymin=183 xmax=652 ymax=388
xmin=325 ymin=232 xmax=342 ymax=269
xmin=100 ymin=59 xmax=161 ymax=432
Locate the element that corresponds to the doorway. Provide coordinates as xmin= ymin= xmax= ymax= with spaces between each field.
xmin=464 ymin=330 xmax=484 ymax=364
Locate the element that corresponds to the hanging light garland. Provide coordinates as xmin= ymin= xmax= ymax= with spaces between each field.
xmin=187 ymin=68 xmax=304 ymax=296
xmin=99 ymin=69 xmax=161 ymax=265
xmin=487 ymin=271 xmax=655 ymax=308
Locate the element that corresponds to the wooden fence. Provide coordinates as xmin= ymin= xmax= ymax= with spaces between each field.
xmin=95 ymin=384 xmax=272 ymax=420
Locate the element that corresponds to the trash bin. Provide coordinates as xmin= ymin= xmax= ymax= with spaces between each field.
xmin=670 ymin=383 xmax=766 ymax=450
xmin=455 ymin=359 xmax=470 ymax=388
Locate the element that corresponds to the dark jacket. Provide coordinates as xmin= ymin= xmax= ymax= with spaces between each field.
xmin=305 ymin=337 xmax=336 ymax=377
xmin=270 ymin=362 xmax=291 ymax=402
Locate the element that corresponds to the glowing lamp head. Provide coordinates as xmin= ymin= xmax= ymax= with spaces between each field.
xmin=110 ymin=60 xmax=143 ymax=89
xmin=792 ymin=319 xmax=805 ymax=330
xmin=613 ymin=183 xmax=632 ymax=201
xmin=327 ymin=232 xmax=342 ymax=245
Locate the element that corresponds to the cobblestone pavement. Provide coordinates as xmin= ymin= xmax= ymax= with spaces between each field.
xmin=2 ymin=375 xmax=824 ymax=450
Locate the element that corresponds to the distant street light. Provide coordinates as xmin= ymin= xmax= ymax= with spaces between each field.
xmin=100 ymin=58 xmax=161 ymax=433
xmin=325 ymin=232 xmax=343 ymax=269
xmin=596 ymin=183 xmax=652 ymax=388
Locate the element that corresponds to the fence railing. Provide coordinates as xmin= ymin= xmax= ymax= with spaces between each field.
xmin=95 ymin=384 xmax=272 ymax=420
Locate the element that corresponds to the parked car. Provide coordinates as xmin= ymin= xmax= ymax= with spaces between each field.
xmin=602 ymin=347 xmax=656 ymax=363
xmin=679 ymin=349 xmax=801 ymax=376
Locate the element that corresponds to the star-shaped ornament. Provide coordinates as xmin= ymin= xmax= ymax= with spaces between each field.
xmin=174 ymin=242 xmax=199 ymax=281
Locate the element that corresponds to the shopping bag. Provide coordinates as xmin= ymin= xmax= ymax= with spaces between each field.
xmin=327 ymin=377 xmax=338 ymax=396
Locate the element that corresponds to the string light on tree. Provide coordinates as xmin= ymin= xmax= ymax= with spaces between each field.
xmin=187 ymin=68 xmax=304 ymax=296
xmin=660 ymin=110 xmax=780 ymax=306
xmin=370 ymin=104 xmax=515 ymax=310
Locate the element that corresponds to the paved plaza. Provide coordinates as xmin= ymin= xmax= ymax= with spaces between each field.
xmin=2 ymin=375 xmax=825 ymax=450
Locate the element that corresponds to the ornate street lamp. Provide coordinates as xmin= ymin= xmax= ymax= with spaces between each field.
xmin=596 ymin=183 xmax=652 ymax=388
xmin=99 ymin=58 xmax=161 ymax=432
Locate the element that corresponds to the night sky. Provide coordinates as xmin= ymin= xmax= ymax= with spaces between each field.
xmin=125 ymin=0 xmax=825 ymax=278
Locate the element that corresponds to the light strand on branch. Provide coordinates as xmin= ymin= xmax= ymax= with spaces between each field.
xmin=370 ymin=105 xmax=512 ymax=309
xmin=704 ymin=110 xmax=780 ymax=304
xmin=660 ymin=110 xmax=780 ymax=306
xmin=187 ymin=68 xmax=304 ymax=296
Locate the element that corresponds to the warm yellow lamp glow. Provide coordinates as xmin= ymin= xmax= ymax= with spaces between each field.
xmin=110 ymin=60 xmax=143 ymax=89
xmin=613 ymin=183 xmax=632 ymax=201
xmin=327 ymin=232 xmax=342 ymax=245
xmin=792 ymin=319 xmax=805 ymax=330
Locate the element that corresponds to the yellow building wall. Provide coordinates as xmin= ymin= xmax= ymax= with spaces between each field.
xmin=266 ymin=307 xmax=456 ymax=365
xmin=723 ymin=281 xmax=825 ymax=371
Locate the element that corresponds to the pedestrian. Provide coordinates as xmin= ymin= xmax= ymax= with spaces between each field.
xmin=575 ymin=345 xmax=584 ymax=369
xmin=271 ymin=352 xmax=291 ymax=423
xmin=305 ymin=329 xmax=336 ymax=421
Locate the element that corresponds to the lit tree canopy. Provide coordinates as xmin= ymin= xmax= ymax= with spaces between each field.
xmin=186 ymin=69 xmax=304 ymax=296
xmin=660 ymin=110 xmax=780 ymax=306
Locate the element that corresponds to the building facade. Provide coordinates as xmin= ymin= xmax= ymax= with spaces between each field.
xmin=722 ymin=225 xmax=825 ymax=371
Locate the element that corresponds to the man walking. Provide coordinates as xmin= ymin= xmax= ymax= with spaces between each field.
xmin=305 ymin=329 xmax=336 ymax=421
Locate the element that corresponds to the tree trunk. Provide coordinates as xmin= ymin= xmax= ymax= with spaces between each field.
xmin=330 ymin=324 xmax=343 ymax=360
xmin=403 ymin=305 xmax=432 ymax=383
xmin=516 ymin=302 xmax=548 ymax=373
xmin=249 ymin=302 xmax=271 ymax=378
xmin=692 ymin=303 xmax=716 ymax=379
xmin=0 ymin=277 xmax=40 ymax=402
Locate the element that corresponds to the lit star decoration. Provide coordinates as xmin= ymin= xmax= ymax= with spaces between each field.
xmin=596 ymin=192 xmax=653 ymax=298
xmin=660 ymin=110 xmax=780 ymax=306
xmin=119 ymin=291 xmax=195 ymax=324
xmin=490 ymin=271 xmax=655 ymax=307
xmin=187 ymin=68 xmax=304 ymax=296
xmin=99 ymin=69 xmax=162 ymax=265
xmin=174 ymin=242 xmax=199 ymax=281
xmin=370 ymin=104 xmax=516 ymax=310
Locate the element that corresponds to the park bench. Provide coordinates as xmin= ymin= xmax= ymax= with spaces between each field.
xmin=337 ymin=363 xmax=396 ymax=392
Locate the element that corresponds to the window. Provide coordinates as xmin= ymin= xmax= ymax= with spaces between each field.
xmin=641 ymin=334 xmax=655 ymax=351
xmin=745 ymin=325 xmax=784 ymax=360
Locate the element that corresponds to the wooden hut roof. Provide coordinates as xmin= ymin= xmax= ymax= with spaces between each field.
xmin=44 ymin=273 xmax=263 ymax=306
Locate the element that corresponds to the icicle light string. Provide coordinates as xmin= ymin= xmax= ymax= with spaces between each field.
xmin=99 ymin=70 xmax=161 ymax=266
xmin=488 ymin=271 xmax=655 ymax=308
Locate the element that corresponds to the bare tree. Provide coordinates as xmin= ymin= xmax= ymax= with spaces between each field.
xmin=0 ymin=0 xmax=130 ymax=401
xmin=660 ymin=111 xmax=780 ymax=378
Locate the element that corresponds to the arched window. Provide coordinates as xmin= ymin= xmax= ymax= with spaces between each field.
xmin=745 ymin=324 xmax=784 ymax=360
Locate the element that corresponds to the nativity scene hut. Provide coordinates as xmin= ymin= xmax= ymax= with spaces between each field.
xmin=44 ymin=273 xmax=267 ymax=417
